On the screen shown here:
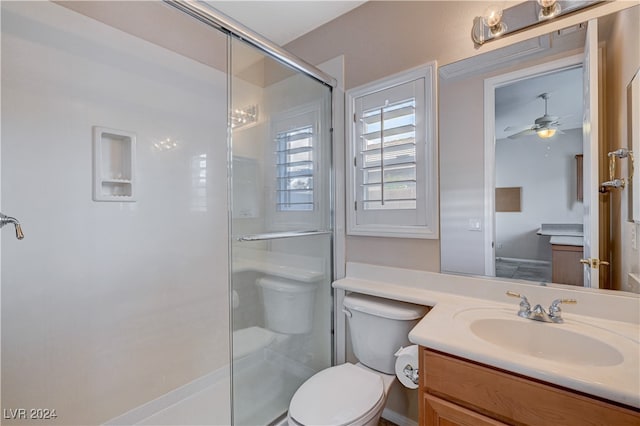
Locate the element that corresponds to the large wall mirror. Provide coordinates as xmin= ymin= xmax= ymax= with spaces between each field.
xmin=629 ymin=68 xmax=640 ymax=224
xmin=439 ymin=5 xmax=639 ymax=293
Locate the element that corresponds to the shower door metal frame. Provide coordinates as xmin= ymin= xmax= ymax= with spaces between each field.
xmin=163 ymin=1 xmax=337 ymax=89
xmin=164 ymin=2 xmax=338 ymax=424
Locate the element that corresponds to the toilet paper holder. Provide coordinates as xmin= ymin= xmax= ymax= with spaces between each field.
xmin=394 ymin=345 xmax=420 ymax=388
xmin=402 ymin=364 xmax=419 ymax=385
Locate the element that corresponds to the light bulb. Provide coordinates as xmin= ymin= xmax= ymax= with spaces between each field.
xmin=483 ymin=5 xmax=506 ymax=35
xmin=484 ymin=6 xmax=502 ymax=27
xmin=537 ymin=0 xmax=560 ymax=19
xmin=537 ymin=128 xmax=556 ymax=139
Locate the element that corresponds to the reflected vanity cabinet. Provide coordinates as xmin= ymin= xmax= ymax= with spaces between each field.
xmin=419 ymin=347 xmax=640 ymax=426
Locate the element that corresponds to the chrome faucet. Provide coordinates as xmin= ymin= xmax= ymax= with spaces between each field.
xmin=506 ymin=291 xmax=576 ymax=323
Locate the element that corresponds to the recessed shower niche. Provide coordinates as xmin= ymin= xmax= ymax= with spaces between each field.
xmin=93 ymin=126 xmax=136 ymax=202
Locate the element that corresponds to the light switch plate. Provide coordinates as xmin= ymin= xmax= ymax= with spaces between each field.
xmin=468 ymin=218 xmax=482 ymax=231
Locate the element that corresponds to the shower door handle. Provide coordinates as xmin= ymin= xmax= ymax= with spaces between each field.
xmin=0 ymin=212 xmax=25 ymax=240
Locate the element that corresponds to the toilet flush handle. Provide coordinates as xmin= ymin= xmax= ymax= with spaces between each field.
xmin=342 ymin=308 xmax=352 ymax=318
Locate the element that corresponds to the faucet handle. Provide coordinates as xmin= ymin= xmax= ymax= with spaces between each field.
xmin=506 ymin=291 xmax=531 ymax=317
xmin=549 ymin=298 xmax=577 ymax=312
xmin=506 ymin=291 xmax=529 ymax=304
xmin=548 ymin=298 xmax=577 ymax=322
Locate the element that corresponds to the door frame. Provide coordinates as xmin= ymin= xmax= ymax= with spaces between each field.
xmin=483 ymin=53 xmax=585 ymax=278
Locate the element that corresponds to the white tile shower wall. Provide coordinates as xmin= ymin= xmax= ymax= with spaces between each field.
xmin=1 ymin=2 xmax=229 ymax=425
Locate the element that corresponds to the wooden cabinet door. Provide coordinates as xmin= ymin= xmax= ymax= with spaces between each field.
xmin=551 ymin=244 xmax=584 ymax=285
xmin=421 ymin=348 xmax=640 ymax=426
xmin=423 ymin=394 xmax=506 ymax=426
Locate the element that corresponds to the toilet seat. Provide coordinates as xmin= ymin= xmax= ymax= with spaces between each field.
xmin=288 ymin=363 xmax=384 ymax=426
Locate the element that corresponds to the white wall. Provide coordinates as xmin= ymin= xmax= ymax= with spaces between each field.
xmin=1 ymin=3 xmax=229 ymax=424
xmin=439 ymin=75 xmax=487 ymax=275
xmin=495 ymin=130 xmax=584 ymax=261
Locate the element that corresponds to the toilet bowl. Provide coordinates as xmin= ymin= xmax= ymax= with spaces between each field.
xmin=287 ymin=294 xmax=428 ymax=425
xmin=287 ymin=363 xmax=394 ymax=426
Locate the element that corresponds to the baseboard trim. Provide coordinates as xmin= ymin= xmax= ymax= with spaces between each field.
xmin=382 ymin=408 xmax=418 ymax=426
xmin=103 ymin=366 xmax=228 ymax=425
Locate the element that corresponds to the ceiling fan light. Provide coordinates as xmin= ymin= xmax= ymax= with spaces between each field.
xmin=537 ymin=128 xmax=556 ymax=139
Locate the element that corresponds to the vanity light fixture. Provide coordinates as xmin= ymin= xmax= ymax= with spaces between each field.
xmin=231 ymin=104 xmax=258 ymax=129
xmin=472 ymin=0 xmax=601 ymax=46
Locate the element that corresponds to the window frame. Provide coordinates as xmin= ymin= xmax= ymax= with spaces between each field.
xmin=346 ymin=62 xmax=439 ymax=238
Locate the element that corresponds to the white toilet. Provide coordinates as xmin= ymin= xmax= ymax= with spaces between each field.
xmin=287 ymin=293 xmax=428 ymax=426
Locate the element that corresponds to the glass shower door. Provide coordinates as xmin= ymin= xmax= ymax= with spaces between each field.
xmin=229 ymin=37 xmax=333 ymax=425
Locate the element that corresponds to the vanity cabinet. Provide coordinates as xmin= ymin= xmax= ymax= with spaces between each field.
xmin=551 ymin=243 xmax=584 ymax=286
xmin=419 ymin=347 xmax=640 ymax=426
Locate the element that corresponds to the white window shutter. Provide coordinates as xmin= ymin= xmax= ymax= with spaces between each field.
xmin=347 ymin=63 xmax=438 ymax=238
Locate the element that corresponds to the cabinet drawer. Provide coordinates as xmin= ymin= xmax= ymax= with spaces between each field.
xmin=423 ymin=394 xmax=507 ymax=426
xmin=421 ymin=348 xmax=640 ymax=426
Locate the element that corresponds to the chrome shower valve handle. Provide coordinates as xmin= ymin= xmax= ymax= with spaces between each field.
xmin=0 ymin=212 xmax=24 ymax=240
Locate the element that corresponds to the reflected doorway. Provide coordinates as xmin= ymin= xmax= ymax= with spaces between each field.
xmin=486 ymin=57 xmax=586 ymax=286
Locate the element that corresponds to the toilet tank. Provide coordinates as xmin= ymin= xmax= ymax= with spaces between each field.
xmin=256 ymin=277 xmax=317 ymax=334
xmin=343 ymin=294 xmax=428 ymax=374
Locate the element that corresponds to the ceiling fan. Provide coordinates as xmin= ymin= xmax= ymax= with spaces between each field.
xmin=505 ymin=93 xmax=564 ymax=139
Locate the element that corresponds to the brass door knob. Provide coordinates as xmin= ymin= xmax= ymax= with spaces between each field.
xmin=579 ymin=258 xmax=610 ymax=268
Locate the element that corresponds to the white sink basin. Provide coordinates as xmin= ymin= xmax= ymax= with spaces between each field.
xmin=469 ymin=317 xmax=624 ymax=366
xmin=453 ymin=307 xmax=634 ymax=368
xmin=410 ymin=300 xmax=640 ymax=408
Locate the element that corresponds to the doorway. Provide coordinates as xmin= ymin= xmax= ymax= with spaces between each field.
xmin=484 ymin=54 xmax=586 ymax=285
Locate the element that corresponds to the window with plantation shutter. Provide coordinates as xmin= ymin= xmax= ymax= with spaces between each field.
xmin=347 ymin=63 xmax=438 ymax=238
xmin=268 ymin=102 xmax=328 ymax=231
xmin=276 ymin=125 xmax=314 ymax=212
xmin=360 ymin=98 xmax=417 ymax=210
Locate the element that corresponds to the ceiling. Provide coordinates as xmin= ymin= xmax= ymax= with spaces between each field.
xmin=495 ymin=66 xmax=583 ymax=140
xmin=207 ymin=1 xmax=367 ymax=46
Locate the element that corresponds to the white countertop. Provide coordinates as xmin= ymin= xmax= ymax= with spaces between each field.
xmin=333 ymin=262 xmax=640 ymax=409
xmin=549 ymin=235 xmax=584 ymax=246
xmin=537 ymin=223 xmax=584 ymax=237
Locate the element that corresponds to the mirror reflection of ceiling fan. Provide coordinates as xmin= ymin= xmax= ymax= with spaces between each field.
xmin=505 ymin=93 xmax=565 ymax=139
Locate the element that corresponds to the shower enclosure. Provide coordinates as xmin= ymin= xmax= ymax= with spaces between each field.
xmin=0 ymin=2 xmax=334 ymax=425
